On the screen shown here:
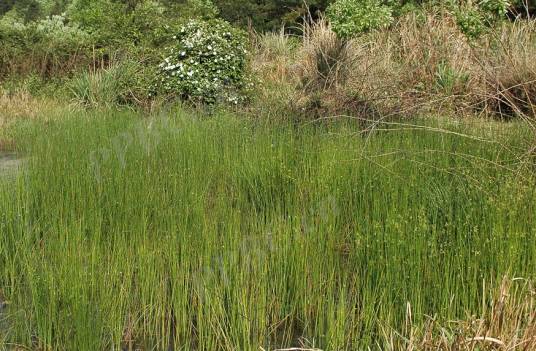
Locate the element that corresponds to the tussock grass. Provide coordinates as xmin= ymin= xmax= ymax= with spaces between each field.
xmin=0 ymin=109 xmax=535 ymax=350
xmin=68 ymin=56 xmax=158 ymax=110
xmin=477 ymin=20 xmax=536 ymax=121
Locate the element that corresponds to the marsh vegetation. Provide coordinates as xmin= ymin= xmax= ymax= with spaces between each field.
xmin=1 ymin=0 xmax=535 ymax=350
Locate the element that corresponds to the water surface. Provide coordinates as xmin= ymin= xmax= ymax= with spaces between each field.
xmin=0 ymin=152 xmax=23 ymax=178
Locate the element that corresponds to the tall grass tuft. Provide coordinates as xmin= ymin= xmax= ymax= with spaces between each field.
xmin=291 ymin=18 xmax=388 ymax=119
xmin=250 ymin=29 xmax=301 ymax=119
xmin=300 ymin=18 xmax=350 ymax=92
xmin=68 ymin=57 xmax=157 ymax=109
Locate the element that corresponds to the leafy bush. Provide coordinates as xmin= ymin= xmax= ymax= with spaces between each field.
xmin=66 ymin=0 xmax=171 ymax=47
xmin=0 ymin=13 xmax=91 ymax=78
xmin=157 ymin=19 xmax=251 ymax=104
xmin=326 ymin=0 xmax=394 ymax=39
xmin=183 ymin=0 xmax=219 ymax=20
xmin=453 ymin=0 xmax=510 ymax=39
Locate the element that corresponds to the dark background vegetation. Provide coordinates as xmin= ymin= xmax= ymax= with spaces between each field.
xmin=2 ymin=0 xmax=535 ymax=31
xmin=2 ymin=0 xmax=330 ymax=30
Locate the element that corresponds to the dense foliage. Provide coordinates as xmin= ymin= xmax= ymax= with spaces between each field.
xmin=213 ymin=0 xmax=331 ymax=31
xmin=453 ymin=0 xmax=511 ymax=38
xmin=158 ymin=19 xmax=250 ymax=104
xmin=0 ymin=12 xmax=91 ymax=77
xmin=0 ymin=0 xmax=334 ymax=32
xmin=326 ymin=0 xmax=394 ymax=38
xmin=0 ymin=0 xmax=534 ymax=109
xmin=325 ymin=0 xmax=515 ymax=39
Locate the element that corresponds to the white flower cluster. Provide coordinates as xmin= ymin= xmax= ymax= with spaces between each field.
xmin=157 ymin=19 xmax=250 ymax=104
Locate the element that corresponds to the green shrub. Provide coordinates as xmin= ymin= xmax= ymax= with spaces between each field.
xmin=452 ymin=0 xmax=510 ymax=39
xmin=183 ymin=0 xmax=219 ymax=20
xmin=326 ymin=0 xmax=394 ymax=39
xmin=0 ymin=13 xmax=91 ymax=77
xmin=157 ymin=19 xmax=251 ymax=104
xmin=66 ymin=0 xmax=171 ymax=47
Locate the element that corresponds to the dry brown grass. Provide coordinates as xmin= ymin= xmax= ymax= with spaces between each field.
xmin=252 ymin=28 xmax=300 ymax=85
xmin=252 ymin=12 xmax=475 ymax=119
xmin=383 ymin=277 xmax=536 ymax=351
xmin=299 ymin=18 xmax=351 ymax=92
xmin=0 ymin=90 xmax=65 ymax=130
xmin=249 ymin=29 xmax=302 ymax=118
xmin=387 ymin=10 xmax=476 ymax=114
xmin=284 ymin=18 xmax=400 ymax=119
xmin=476 ymin=20 xmax=536 ymax=123
xmin=251 ymin=10 xmax=535 ymax=124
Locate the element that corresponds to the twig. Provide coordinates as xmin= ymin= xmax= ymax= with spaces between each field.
xmin=465 ymin=336 xmax=505 ymax=347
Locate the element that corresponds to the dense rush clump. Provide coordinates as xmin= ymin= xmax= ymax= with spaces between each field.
xmin=158 ymin=19 xmax=250 ymax=104
xmin=1 ymin=111 xmax=535 ymax=350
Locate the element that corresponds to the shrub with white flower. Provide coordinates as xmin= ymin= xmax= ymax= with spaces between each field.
xmin=158 ymin=19 xmax=250 ymax=104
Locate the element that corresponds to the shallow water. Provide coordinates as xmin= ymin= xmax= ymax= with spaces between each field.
xmin=0 ymin=152 xmax=23 ymax=177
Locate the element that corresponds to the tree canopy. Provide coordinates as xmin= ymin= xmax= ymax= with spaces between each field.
xmin=1 ymin=0 xmax=332 ymax=31
xmin=1 ymin=0 xmax=534 ymax=32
